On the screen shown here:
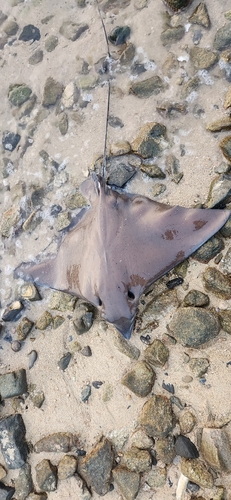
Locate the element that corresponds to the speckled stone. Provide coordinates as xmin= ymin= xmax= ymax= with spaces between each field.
xmin=220 ymin=136 xmax=231 ymax=162
xmin=59 ymin=20 xmax=88 ymax=41
xmin=181 ymin=76 xmax=200 ymax=97
xmin=121 ymin=361 xmax=155 ymax=397
xmin=122 ymin=448 xmax=151 ymax=472
xmin=129 ymin=429 xmax=153 ymax=449
xmin=161 ymin=25 xmax=185 ymax=46
xmin=206 ymin=174 xmax=231 ymax=208
xmin=192 ymin=236 xmax=224 ymax=263
xmin=213 ymin=22 xmax=231 ymax=51
xmin=169 ymin=307 xmax=220 ymax=347
xmin=110 ymin=141 xmax=131 ymax=156
xmin=0 ymin=369 xmax=27 ymax=399
xmin=132 ymin=123 xmax=167 ymax=158
xmin=189 ymin=357 xmax=209 ymax=377
xmin=0 ymin=206 xmax=20 ymax=237
xmin=138 ymin=395 xmax=174 ymax=438
xmin=140 ymin=163 xmax=166 ymax=178
xmin=78 ymin=438 xmax=113 ymax=496
xmin=155 ymin=435 xmax=176 ymax=464
xmin=35 ymin=460 xmax=57 ymax=492
xmin=220 ymin=215 xmax=231 ymax=237
xmin=14 ymin=463 xmax=33 ymax=500
xmin=152 ymin=183 xmax=166 ymax=196
xmin=203 ymin=267 xmax=231 ymax=299
xmin=218 ymin=309 xmax=231 ymax=334
xmin=112 ymin=330 xmax=140 ymax=359
xmin=146 ymin=467 xmax=166 ymax=488
xmin=58 ymin=455 xmax=77 ymax=480
xmin=181 ymin=458 xmax=213 ymax=488
xmin=129 ymin=76 xmax=165 ymax=98
xmin=42 ymin=77 xmax=63 ymax=107
xmin=190 ymin=47 xmax=218 ymax=70
xmin=17 ymin=317 xmax=34 ymax=340
xmin=165 ymin=153 xmax=183 ymax=183
xmin=113 ymin=467 xmax=140 ymax=500
xmin=201 ymin=427 xmax=231 ymax=471
xmin=179 ymin=411 xmax=196 ymax=434
xmin=65 ymin=191 xmax=87 ymax=210
xmin=189 ymin=3 xmax=210 ymax=28
xmin=4 ymin=20 xmax=19 ymax=36
xmin=35 ymin=311 xmax=53 ymax=330
xmin=206 ymin=116 xmax=231 ymax=132
xmin=182 ymin=289 xmax=209 ymax=307
xmin=45 ymin=35 xmax=58 ymax=52
xmin=28 ymin=49 xmax=43 ymax=65
xmin=34 ymin=433 xmax=79 ymax=453
xmin=143 ymin=339 xmax=169 ymax=367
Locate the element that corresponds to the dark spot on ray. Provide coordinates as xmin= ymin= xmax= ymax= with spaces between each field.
xmin=194 ymin=219 xmax=207 ymax=230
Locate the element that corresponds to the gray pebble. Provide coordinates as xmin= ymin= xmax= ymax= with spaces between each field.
xmin=129 ymin=75 xmax=165 ymax=98
xmin=138 ymin=395 xmax=174 ymax=438
xmin=2 ymin=131 xmax=21 ymax=152
xmin=144 ymin=339 xmax=169 ymax=367
xmin=0 ymin=368 xmax=27 ymax=399
xmin=146 ymin=467 xmax=166 ymax=488
xmin=121 ymin=360 xmax=155 ymax=397
xmin=0 ymin=414 xmax=28 ymax=469
xmin=203 ymin=267 xmax=231 ymax=299
xmin=14 ymin=463 xmax=33 ymax=500
xmin=189 ymin=357 xmax=209 ymax=377
xmin=8 ymin=84 xmax=32 ymax=106
xmin=175 ymin=435 xmax=199 ymax=459
xmin=122 ymin=447 xmax=151 ymax=472
xmin=58 ymin=352 xmax=72 ymax=371
xmin=28 ymin=350 xmax=38 ymax=369
xmin=113 ymin=467 xmax=140 ymax=499
xmin=11 ymin=340 xmax=21 ymax=352
xmin=169 ymin=307 xmax=220 ymax=347
xmin=28 ymin=49 xmax=43 ymax=65
xmin=155 ymin=435 xmax=176 ymax=464
xmin=213 ymin=22 xmax=231 ymax=51
xmin=81 ymin=346 xmax=92 ymax=357
xmin=189 ymin=3 xmax=210 ymax=28
xmin=182 ymin=289 xmax=209 ymax=307
xmin=192 ymin=236 xmax=224 ymax=263
xmin=42 ymin=77 xmax=63 ymax=107
xmin=35 ymin=459 xmax=57 ymax=492
xmin=81 ymin=384 xmax=91 ymax=402
xmin=34 ymin=432 xmax=79 ymax=453
xmin=161 ymin=25 xmax=185 ymax=46
xmin=17 ymin=317 xmax=34 ymax=340
xmin=78 ymin=438 xmax=113 ymax=495
xmin=45 ymin=35 xmax=58 ymax=52
xmin=58 ymin=454 xmax=77 ymax=480
xmin=181 ymin=457 xmax=213 ymax=488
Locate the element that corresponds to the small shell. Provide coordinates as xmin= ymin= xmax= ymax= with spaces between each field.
xmin=163 ymin=0 xmax=192 ymax=12
xmin=28 ymin=350 xmax=38 ymax=369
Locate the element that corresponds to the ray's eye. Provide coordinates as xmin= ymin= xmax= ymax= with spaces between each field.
xmin=127 ymin=290 xmax=135 ymax=300
xmin=98 ymin=297 xmax=103 ymax=306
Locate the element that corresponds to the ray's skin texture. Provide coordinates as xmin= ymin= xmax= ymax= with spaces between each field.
xmin=16 ymin=173 xmax=230 ymax=339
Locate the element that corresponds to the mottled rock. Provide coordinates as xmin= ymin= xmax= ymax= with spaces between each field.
xmin=206 ymin=174 xmax=231 ymax=208
xmin=29 ymin=389 xmax=45 ymax=408
xmin=141 ymin=163 xmax=166 ymax=178
xmin=181 ymin=458 xmax=213 ymax=488
xmin=27 ymin=494 xmax=47 ymax=500
xmin=214 ymin=23 xmax=231 ymax=51
xmin=110 ymin=141 xmax=131 ymax=156
xmin=165 ymin=153 xmax=183 ymax=183
xmin=152 ymin=183 xmax=166 ymax=196
xmin=20 ymin=283 xmax=41 ymax=301
xmin=48 ymin=291 xmax=77 ymax=312
xmin=206 ymin=116 xmax=231 ymax=132
xmin=129 ymin=76 xmax=165 ymax=98
xmin=131 ymin=122 xmax=167 ymax=159
xmin=58 ymin=352 xmax=72 ymax=371
xmin=192 ymin=236 xmax=224 ymax=263
xmin=45 ymin=35 xmax=58 ymax=52
xmin=28 ymin=49 xmax=43 ymax=64
xmin=19 ymin=24 xmax=40 ymax=42
xmin=14 ymin=463 xmax=33 ymax=500
xmin=138 ymin=395 xmax=174 ymax=438
xmin=109 ymin=25 xmax=130 ymax=45
xmin=17 ymin=317 xmax=34 ymax=340
xmin=181 ymin=76 xmax=200 ymax=98
xmin=220 ymin=135 xmax=231 ymax=162
xmin=57 ymin=210 xmax=71 ymax=230
xmin=8 ymin=84 xmax=32 ymax=107
xmin=169 ymin=307 xmax=220 ymax=347
xmin=179 ymin=411 xmax=196 ymax=434
xmin=224 ymin=87 xmax=231 ymax=109
xmin=0 ymin=414 xmax=28 ymax=469
xmin=2 ymin=131 xmax=21 ymax=152
xmin=129 ymin=429 xmax=153 ymax=449
xmin=62 ymin=82 xmax=80 ymax=108
xmin=2 ymin=300 xmax=23 ymax=321
xmin=0 ymin=369 xmax=27 ymax=399
xmin=146 ymin=467 xmax=166 ymax=487
xmin=203 ymin=267 xmax=231 ymax=299
xmin=81 ymin=384 xmax=91 ymax=402
xmin=120 ymin=43 xmax=136 ymax=65
xmin=58 ymin=455 xmax=77 ymax=480
xmin=78 ymin=438 xmax=113 ymax=495
xmin=220 ymin=215 xmax=231 ymax=237
xmin=35 ymin=460 xmax=57 ymax=492
xmin=0 ymin=483 xmax=15 ymax=499
xmin=161 ymin=25 xmax=185 ymax=46
xmin=121 ymin=361 xmax=155 ymax=397
xmin=183 ymin=289 xmax=209 ymax=307
xmin=77 ymin=74 xmax=98 ymax=90
xmin=143 ymin=339 xmax=169 ymax=367
xmin=218 ymin=309 xmax=231 ymax=333
xmin=175 ymin=435 xmax=199 ymax=458
xmin=189 ymin=3 xmax=210 ymax=28
xmin=201 ymin=427 xmax=231 ymax=471
xmin=113 ymin=467 xmax=140 ymax=500
xmin=155 ymin=435 xmax=176 ymax=464
xmin=189 ymin=357 xmax=209 ymax=377
xmin=122 ymin=447 xmax=151 ymax=473
xmin=105 ymin=154 xmax=139 ymax=186
xmin=42 ymin=77 xmax=63 ymax=107
xmin=108 ymin=115 xmax=124 ymax=128
xmin=35 ymin=311 xmax=53 ymax=330
xmin=112 ymin=330 xmax=140 ymax=359
xmin=59 ymin=20 xmax=88 ymax=41
xmin=73 ymin=302 xmax=95 ymax=334
xmin=65 ymin=191 xmax=87 ymax=210
xmin=190 ymin=47 xmax=218 ymax=70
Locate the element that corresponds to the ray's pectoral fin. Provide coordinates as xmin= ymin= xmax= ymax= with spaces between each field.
xmin=14 ymin=257 xmax=58 ymax=290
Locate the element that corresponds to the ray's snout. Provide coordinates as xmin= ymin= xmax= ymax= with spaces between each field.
xmin=113 ymin=317 xmax=135 ymax=340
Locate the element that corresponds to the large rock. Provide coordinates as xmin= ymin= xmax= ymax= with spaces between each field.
xmin=0 ymin=414 xmax=28 ymax=469
xmin=138 ymin=395 xmax=174 ymax=438
xmin=35 ymin=460 xmax=57 ymax=492
xmin=169 ymin=307 xmax=220 ymax=347
xmin=0 ymin=369 xmax=27 ymax=399
xmin=34 ymin=432 xmax=79 ymax=453
xmin=121 ymin=361 xmax=155 ymax=397
xmin=113 ymin=466 xmax=140 ymax=500
xmin=203 ymin=267 xmax=231 ymax=300
xmin=181 ymin=458 xmax=213 ymax=488
xmin=78 ymin=438 xmax=113 ymax=495
xmin=131 ymin=122 xmax=167 ymax=159
xmin=201 ymin=428 xmax=231 ymax=471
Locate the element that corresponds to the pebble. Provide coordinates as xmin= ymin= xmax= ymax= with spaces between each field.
xmin=206 ymin=174 xmax=231 ymax=208
xmin=34 ymin=432 xmax=79 ymax=453
xmin=170 ymin=395 xmax=185 ymax=410
xmin=218 ymin=309 xmax=231 ymax=333
xmin=121 ymin=360 xmax=155 ymax=397
xmin=77 ymin=74 xmax=98 ymax=90
xmin=111 ymin=330 xmax=140 ymax=359
xmin=161 ymin=25 xmax=185 ymax=46
xmin=224 ymin=86 xmax=231 ymax=108
xmin=120 ymin=43 xmax=136 ymax=65
xmin=169 ymin=307 xmax=220 ymax=347
xmin=59 ymin=20 xmax=88 ymax=41
xmin=14 ymin=463 xmax=33 ymax=500
xmin=58 ymin=455 xmax=77 ymax=480
xmin=19 ymin=24 xmax=41 ymax=42
xmin=109 ymin=26 xmax=131 ymax=45
xmin=189 ymin=3 xmax=210 ymax=28
xmin=213 ymin=22 xmax=231 ymax=51
xmin=49 ymin=291 xmax=76 ymax=312
xmin=81 ymin=346 xmax=92 ymax=357
xmin=0 ymin=368 xmax=27 ymax=399
xmin=192 ymin=236 xmax=224 ymax=263
xmin=16 ymin=317 xmax=34 ymax=340
xmin=129 ymin=429 xmax=153 ymax=450
xmin=143 ymin=339 xmax=169 ymax=367
xmin=0 ymin=414 xmax=28 ymax=469
xmin=28 ymin=350 xmax=38 ymax=369
xmin=146 ymin=467 xmax=166 ymax=488
xmin=129 ymin=76 xmax=165 ymax=98
xmin=35 ymin=311 xmax=53 ymax=330
xmin=65 ymin=191 xmax=87 ymax=209
xmin=155 ymin=435 xmax=176 ymax=464
xmin=201 ymin=427 xmax=231 ymax=471
xmin=81 ymin=384 xmax=91 ymax=402
xmin=28 ymin=49 xmax=43 ymax=65
xmin=42 ymin=77 xmax=63 ymax=107
xmin=206 ymin=116 xmax=231 ymax=132
xmin=2 ymin=130 xmax=21 ymax=151
xmin=220 ymin=215 xmax=231 ymax=237
xmin=73 ymin=302 xmax=95 ymax=334
xmin=189 ymin=357 xmax=209 ymax=377
xmin=138 ymin=395 xmax=174 ymax=438
xmin=105 ymin=154 xmax=139 ymax=186
xmin=110 ymin=141 xmax=131 ymax=156
xmin=1 ymin=206 xmax=20 ymax=237
xmin=27 ymin=494 xmax=47 ymax=500
xmin=181 ymin=457 xmax=213 ymax=488
xmin=29 ymin=389 xmax=45 ymax=408
xmin=220 ymin=135 xmax=231 ymax=162
xmin=179 ymin=411 xmax=196 ymax=434
xmin=45 ymin=35 xmax=58 ymax=52
xmin=21 ymin=283 xmax=40 ymax=302
xmin=122 ymin=447 xmax=151 ymax=473
xmin=203 ymin=266 xmax=231 ymax=299
xmin=156 ymin=100 xmax=187 ymax=117
xmin=175 ymin=435 xmax=199 ymax=458
xmin=132 ymin=122 xmax=167 ymax=159
xmin=11 ymin=340 xmax=21 ymax=352
xmin=181 ymin=76 xmax=200 ymax=98
xmin=190 ymin=47 xmax=218 ymax=70
xmin=78 ymin=438 xmax=113 ymax=495
xmin=108 ymin=115 xmax=124 ymax=128
xmin=140 ymin=163 xmax=166 ymax=179
xmin=62 ymin=81 xmax=80 ymax=108
xmin=113 ymin=466 xmax=140 ymax=500
xmin=8 ymin=84 xmax=32 ymax=106
xmin=165 ymin=153 xmax=183 ymax=183
xmin=0 ymin=483 xmax=15 ymax=499
xmin=35 ymin=459 xmax=57 ymax=492
xmin=92 ymin=381 xmax=103 ymax=389
xmin=53 ymin=315 xmax=65 ymax=329
xmin=2 ymin=300 xmax=23 ymax=321
xmin=58 ymin=352 xmax=72 ymax=371
xmin=183 ymin=289 xmax=209 ymax=307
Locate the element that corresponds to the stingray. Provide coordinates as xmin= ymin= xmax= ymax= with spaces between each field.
xmin=15 ymin=172 xmax=230 ymax=339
